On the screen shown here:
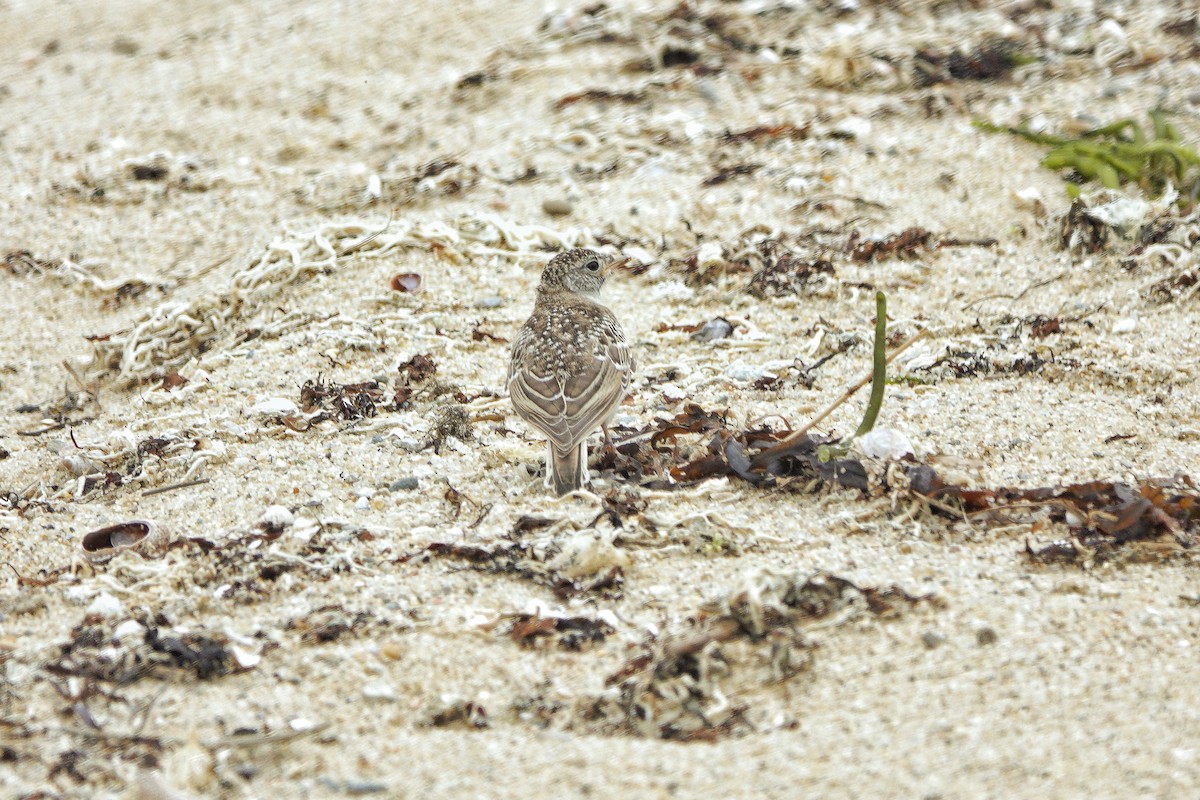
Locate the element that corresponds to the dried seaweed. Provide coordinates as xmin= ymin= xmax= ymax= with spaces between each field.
xmin=397 ymin=353 xmax=437 ymax=383
xmin=507 ymin=613 xmax=613 ymax=650
xmin=585 ymin=570 xmax=931 ymax=739
xmin=701 ymin=163 xmax=762 ymax=186
xmin=87 ymin=214 xmax=591 ymax=386
xmin=555 ymin=88 xmax=646 ymax=109
xmin=746 ymin=245 xmax=835 ymax=298
xmin=595 ymin=371 xmax=1196 ymax=566
xmin=920 ymin=477 xmax=1199 ymax=566
xmin=720 ymin=124 xmax=811 ymax=144
xmin=299 ymin=378 xmax=384 ymax=422
xmin=410 ymin=538 xmax=625 ymax=599
xmin=45 ymin=613 xmax=237 ymax=685
xmin=287 ymin=605 xmax=379 ymax=644
xmin=425 ymin=404 xmax=475 ymax=452
xmin=424 ymin=699 xmax=488 ymax=729
xmin=848 ymin=227 xmax=932 ymax=262
xmin=915 ymin=38 xmax=1031 ymax=86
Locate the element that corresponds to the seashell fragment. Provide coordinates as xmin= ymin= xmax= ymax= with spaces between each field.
xmin=81 ymin=519 xmax=169 ymax=562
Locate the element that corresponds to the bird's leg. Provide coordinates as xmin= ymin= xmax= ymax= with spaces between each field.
xmin=601 ymin=423 xmax=616 ymax=455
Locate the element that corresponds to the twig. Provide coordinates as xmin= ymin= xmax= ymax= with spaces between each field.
xmin=215 ymin=721 xmax=331 ymax=747
xmin=18 ymin=421 xmax=67 ymax=436
xmin=962 ymin=271 xmax=1066 ymax=311
xmin=770 ymin=328 xmax=931 ymax=450
xmin=142 ymin=478 xmax=211 ymax=497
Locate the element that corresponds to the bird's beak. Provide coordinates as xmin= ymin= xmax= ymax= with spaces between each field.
xmin=608 ymin=255 xmax=632 ymax=272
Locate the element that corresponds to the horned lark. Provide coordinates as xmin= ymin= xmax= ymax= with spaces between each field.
xmin=508 ymin=248 xmax=634 ymax=495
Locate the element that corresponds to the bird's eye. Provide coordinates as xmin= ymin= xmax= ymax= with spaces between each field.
xmin=585 ymin=260 xmax=601 ymax=272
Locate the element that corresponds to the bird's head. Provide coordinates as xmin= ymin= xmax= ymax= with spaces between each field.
xmin=538 ymin=248 xmax=627 ymax=297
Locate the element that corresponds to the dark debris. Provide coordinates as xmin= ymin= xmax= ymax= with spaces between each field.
xmin=287 ymin=605 xmax=379 ymax=644
xmin=915 ymin=38 xmax=1029 ymax=86
xmin=556 ymin=88 xmax=647 ymax=110
xmin=507 ymin=613 xmax=614 ymax=650
xmin=587 ymin=570 xmax=932 ymax=740
xmin=701 ymin=163 xmax=762 ymax=186
xmin=45 ymin=613 xmax=237 ymax=686
xmin=720 ymin=123 xmax=811 ymax=144
xmin=406 ymin=539 xmax=625 ymax=599
xmin=299 ymin=377 xmax=384 ymax=422
xmin=594 ymin=402 xmax=1197 ymax=565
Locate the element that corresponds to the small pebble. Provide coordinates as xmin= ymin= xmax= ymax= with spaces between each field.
xmin=345 ymin=780 xmax=388 ymax=795
xmin=975 ymin=626 xmax=998 ymax=646
xmin=248 ymin=397 xmax=298 ymax=416
xmin=542 ymin=198 xmax=573 ymax=216
xmin=858 ymin=428 xmax=915 ymax=461
xmin=389 ymin=477 xmax=419 ymax=491
xmin=354 ymin=496 xmax=371 ymax=511
xmin=921 ymin=630 xmax=946 ymax=649
xmin=362 ymin=680 xmax=397 ymax=701
xmin=259 ymin=505 xmax=294 ymax=530
xmin=381 ymin=641 xmax=404 ymax=660
xmin=691 ymin=317 xmax=734 ymax=342
xmin=112 ymin=619 xmax=145 ymax=643
xmin=112 ymin=37 xmax=140 ymax=56
xmin=1112 ymin=317 xmax=1137 ymax=334
xmin=87 ymin=592 xmax=124 ymax=618
xmin=660 ymin=384 xmax=688 ymax=402
xmin=724 ymin=362 xmax=775 ymax=383
xmin=475 ymin=296 xmax=503 ymax=309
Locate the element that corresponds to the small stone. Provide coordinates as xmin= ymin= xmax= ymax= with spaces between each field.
xmin=542 ymin=198 xmax=573 ymax=216
xmin=724 ymin=362 xmax=775 ymax=383
xmin=354 ymin=496 xmax=371 ymax=511
xmin=345 ymin=779 xmax=388 ymax=795
xmin=921 ymin=630 xmax=946 ymax=649
xmin=690 ymin=317 xmax=734 ymax=342
xmin=87 ymin=592 xmax=124 ymax=618
xmin=858 ymin=428 xmax=915 ymax=461
xmin=362 ymin=680 xmax=397 ymax=701
xmin=393 ymin=436 xmax=421 ymax=452
xmin=112 ymin=37 xmax=140 ymax=56
xmin=834 ymin=115 xmax=872 ymax=139
xmin=248 ymin=397 xmax=298 ymax=416
xmin=389 ymin=477 xmax=419 ymax=491
xmin=259 ymin=505 xmax=294 ymax=531
xmin=975 ymin=625 xmax=998 ymax=646
xmin=660 ymin=384 xmax=688 ymax=402
xmin=112 ymin=619 xmax=145 ymax=643
xmin=381 ymin=641 xmax=404 ymax=660
xmin=230 ymin=645 xmax=261 ymax=669
xmin=475 ymin=296 xmax=503 ymax=309
xmin=1112 ymin=317 xmax=1136 ymax=334
xmin=548 ymin=530 xmax=629 ymax=580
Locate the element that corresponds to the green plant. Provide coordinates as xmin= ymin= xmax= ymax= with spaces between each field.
xmin=976 ymin=110 xmax=1200 ymax=205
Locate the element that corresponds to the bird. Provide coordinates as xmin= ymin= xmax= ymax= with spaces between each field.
xmin=508 ymin=248 xmax=635 ymax=495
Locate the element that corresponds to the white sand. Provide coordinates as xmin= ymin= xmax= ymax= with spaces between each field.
xmin=2 ymin=1 xmax=1199 ymax=797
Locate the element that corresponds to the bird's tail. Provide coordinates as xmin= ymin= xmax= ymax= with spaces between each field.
xmin=548 ymin=441 xmax=587 ymax=496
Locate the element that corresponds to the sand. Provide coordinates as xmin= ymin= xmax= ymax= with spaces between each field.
xmin=2 ymin=0 xmax=1199 ymax=797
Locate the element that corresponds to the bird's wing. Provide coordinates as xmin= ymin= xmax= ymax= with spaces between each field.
xmin=509 ymin=316 xmax=631 ymax=452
